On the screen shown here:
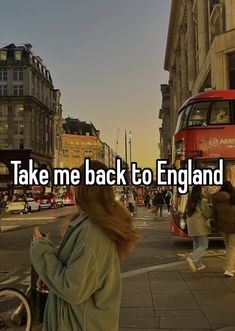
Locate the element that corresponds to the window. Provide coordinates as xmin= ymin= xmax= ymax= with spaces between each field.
xmin=0 ymin=68 xmax=7 ymax=81
xmin=175 ymin=110 xmax=184 ymax=133
xmin=13 ymin=84 xmax=23 ymax=96
xmin=210 ymin=101 xmax=231 ymax=124
xmin=13 ymin=104 xmax=24 ymax=117
xmin=0 ymin=162 xmax=9 ymax=174
xmin=0 ymin=104 xmax=8 ymax=117
xmin=181 ymin=106 xmax=191 ymax=128
xmin=228 ymin=53 xmax=235 ymax=89
xmin=13 ymin=68 xmax=23 ymax=81
xmin=0 ymin=138 xmax=8 ymax=149
xmin=0 ymin=122 xmax=8 ymax=134
xmin=0 ymin=84 xmax=7 ymax=96
xmin=0 ymin=51 xmax=7 ymax=61
xmin=14 ymin=120 xmax=24 ymax=135
xmin=188 ymin=102 xmax=210 ymax=126
xmin=13 ymin=137 xmax=24 ymax=149
xmin=14 ymin=50 xmax=22 ymax=61
xmin=19 ymin=138 xmax=24 ymax=149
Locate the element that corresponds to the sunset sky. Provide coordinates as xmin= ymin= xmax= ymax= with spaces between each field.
xmin=1 ymin=0 xmax=171 ymax=169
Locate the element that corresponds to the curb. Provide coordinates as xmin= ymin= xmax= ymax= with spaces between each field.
xmin=0 ymin=225 xmax=21 ymax=233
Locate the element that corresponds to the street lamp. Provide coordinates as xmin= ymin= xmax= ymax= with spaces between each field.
xmin=128 ymin=130 xmax=132 ymax=165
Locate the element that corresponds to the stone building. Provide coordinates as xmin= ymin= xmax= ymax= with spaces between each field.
xmin=62 ymin=118 xmax=116 ymax=169
xmin=158 ymin=84 xmax=171 ymax=160
xmin=62 ymin=118 xmax=103 ymax=169
xmin=0 ymin=43 xmax=63 ymax=193
xmin=162 ymin=0 xmax=235 ymax=156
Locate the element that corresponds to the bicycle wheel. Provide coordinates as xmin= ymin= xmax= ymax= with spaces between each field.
xmin=0 ymin=287 xmax=32 ymax=331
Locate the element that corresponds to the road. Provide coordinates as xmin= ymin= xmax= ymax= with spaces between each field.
xmin=0 ymin=206 xmax=225 ymax=292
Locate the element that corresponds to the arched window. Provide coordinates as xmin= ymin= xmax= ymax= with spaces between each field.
xmin=0 ymin=162 xmax=9 ymax=175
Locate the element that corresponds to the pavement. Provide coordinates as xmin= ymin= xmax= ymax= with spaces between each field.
xmin=119 ymin=255 xmax=235 ymax=331
xmin=2 ymin=207 xmax=235 ymax=330
xmin=30 ymin=256 xmax=235 ymax=331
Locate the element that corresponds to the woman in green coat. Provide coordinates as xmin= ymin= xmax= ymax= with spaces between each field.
xmin=30 ymin=160 xmax=138 ymax=331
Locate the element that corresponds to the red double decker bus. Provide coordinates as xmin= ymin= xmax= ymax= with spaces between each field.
xmin=171 ymin=90 xmax=235 ymax=237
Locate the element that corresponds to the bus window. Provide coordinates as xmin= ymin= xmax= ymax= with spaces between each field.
xmin=210 ymin=101 xmax=231 ymax=124
xmin=175 ymin=106 xmax=191 ymax=133
xmin=175 ymin=110 xmax=184 ymax=133
xmin=181 ymin=105 xmax=191 ymax=128
xmin=188 ymin=102 xmax=210 ymax=127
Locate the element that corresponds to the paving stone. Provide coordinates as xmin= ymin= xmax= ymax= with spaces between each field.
xmin=119 ymin=315 xmax=160 ymax=329
xmin=121 ymin=286 xmax=152 ymax=307
xmin=120 ymin=329 xmax=171 ymax=331
xmin=155 ymin=309 xmax=205 ymax=317
xmin=200 ymin=304 xmax=235 ymax=326
xmin=148 ymin=271 xmax=183 ymax=281
xmin=185 ymin=277 xmax=227 ymax=290
xmin=215 ymin=327 xmax=235 ymax=331
xmin=121 ymin=273 xmax=153 ymax=307
xmin=192 ymin=289 xmax=235 ymax=305
xmin=221 ymin=277 xmax=235 ymax=293
xmin=120 ymin=307 xmax=155 ymax=317
xmin=180 ymin=272 xmax=222 ymax=281
xmin=153 ymin=293 xmax=198 ymax=310
xmin=149 ymin=271 xmax=189 ymax=294
xmin=160 ymin=311 xmax=210 ymax=329
xmin=172 ymin=328 xmax=212 ymax=331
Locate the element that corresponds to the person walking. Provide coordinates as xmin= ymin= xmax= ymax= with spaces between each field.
xmin=185 ymin=186 xmax=212 ymax=272
xmin=165 ymin=189 xmax=172 ymax=214
xmin=212 ymin=181 xmax=235 ymax=277
xmin=154 ymin=190 xmax=165 ymax=217
xmin=30 ymin=160 xmax=139 ymax=331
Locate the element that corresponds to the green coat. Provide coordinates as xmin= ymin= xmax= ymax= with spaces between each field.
xmin=30 ymin=214 xmax=121 ymax=331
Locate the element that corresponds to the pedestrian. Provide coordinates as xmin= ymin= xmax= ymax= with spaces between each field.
xmin=154 ymin=190 xmax=165 ymax=217
xmin=30 ymin=160 xmax=139 ymax=331
xmin=185 ymin=186 xmax=212 ymax=272
xmin=128 ymin=190 xmax=135 ymax=216
xmin=212 ymin=181 xmax=235 ymax=277
xmin=165 ymin=189 xmax=172 ymax=213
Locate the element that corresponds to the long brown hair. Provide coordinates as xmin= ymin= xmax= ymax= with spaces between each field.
xmin=73 ymin=160 xmax=139 ymax=260
xmin=186 ymin=186 xmax=202 ymax=217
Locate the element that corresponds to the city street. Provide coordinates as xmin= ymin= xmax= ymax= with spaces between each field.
xmin=1 ymin=206 xmax=233 ymax=330
xmin=0 ymin=206 xmax=225 ymax=288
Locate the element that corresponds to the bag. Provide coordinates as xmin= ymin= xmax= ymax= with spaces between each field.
xmin=30 ymin=265 xmax=48 ymax=324
xmin=177 ymin=210 xmax=187 ymax=231
xmin=10 ymin=284 xmax=48 ymax=326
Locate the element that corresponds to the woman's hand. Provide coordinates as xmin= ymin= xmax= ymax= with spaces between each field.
xmin=36 ymin=278 xmax=48 ymax=292
xmin=33 ymin=227 xmax=45 ymax=241
xmin=32 ymin=227 xmax=44 ymax=241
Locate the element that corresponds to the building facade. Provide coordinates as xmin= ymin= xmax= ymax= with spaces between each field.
xmin=62 ymin=118 xmax=103 ymax=169
xmin=0 ymin=43 xmax=63 ymax=193
xmin=162 ymin=0 xmax=235 ymax=158
xmin=158 ymin=84 xmax=171 ymax=160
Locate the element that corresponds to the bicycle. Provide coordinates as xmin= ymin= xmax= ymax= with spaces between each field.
xmin=0 ymin=287 xmax=32 ymax=331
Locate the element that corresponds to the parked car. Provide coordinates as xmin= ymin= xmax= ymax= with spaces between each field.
xmin=6 ymin=199 xmax=28 ymax=214
xmin=39 ymin=194 xmax=56 ymax=209
xmin=26 ymin=197 xmax=40 ymax=212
